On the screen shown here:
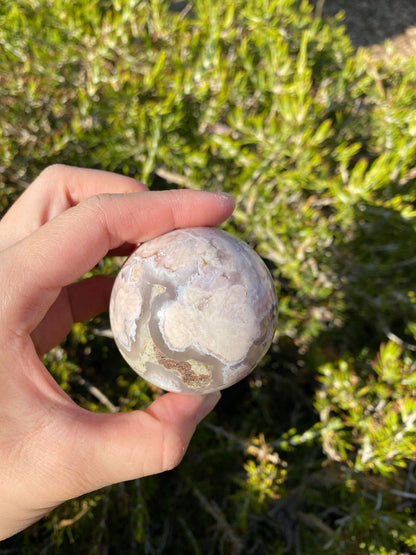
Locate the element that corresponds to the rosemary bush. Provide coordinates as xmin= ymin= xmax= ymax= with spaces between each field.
xmin=1 ymin=0 xmax=416 ymax=553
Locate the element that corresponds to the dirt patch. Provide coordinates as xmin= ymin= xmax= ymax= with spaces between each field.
xmin=311 ymin=0 xmax=416 ymax=59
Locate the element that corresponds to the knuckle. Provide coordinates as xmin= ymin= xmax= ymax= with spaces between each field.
xmin=79 ymin=194 xmax=113 ymax=247
xmin=37 ymin=163 xmax=68 ymax=182
xmin=82 ymin=192 xmax=112 ymax=213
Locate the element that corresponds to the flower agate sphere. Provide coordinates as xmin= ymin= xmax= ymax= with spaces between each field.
xmin=110 ymin=227 xmax=277 ymax=394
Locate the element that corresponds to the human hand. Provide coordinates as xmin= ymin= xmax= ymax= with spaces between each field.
xmin=0 ymin=165 xmax=235 ymax=539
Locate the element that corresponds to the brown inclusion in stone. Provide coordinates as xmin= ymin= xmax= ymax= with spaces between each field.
xmin=153 ymin=344 xmax=211 ymax=388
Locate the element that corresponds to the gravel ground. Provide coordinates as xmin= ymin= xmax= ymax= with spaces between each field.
xmin=311 ymin=0 xmax=416 ymax=58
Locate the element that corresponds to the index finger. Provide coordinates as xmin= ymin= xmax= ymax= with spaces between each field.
xmin=0 ymin=189 xmax=235 ymax=337
xmin=0 ymin=165 xmax=147 ymax=251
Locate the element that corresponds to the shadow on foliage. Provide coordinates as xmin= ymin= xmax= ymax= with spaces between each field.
xmin=315 ymin=194 xmax=416 ymax=365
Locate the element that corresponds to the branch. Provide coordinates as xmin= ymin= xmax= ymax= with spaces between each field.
xmin=56 ymin=500 xmax=89 ymax=529
xmin=192 ymin=487 xmax=244 ymax=554
xmin=154 ymin=167 xmax=195 ymax=189
xmin=73 ymin=374 xmax=119 ymax=413
xmin=384 ymin=328 xmax=416 ymax=352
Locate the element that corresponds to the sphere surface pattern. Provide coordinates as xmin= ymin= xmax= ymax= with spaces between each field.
xmin=110 ymin=227 xmax=277 ymax=394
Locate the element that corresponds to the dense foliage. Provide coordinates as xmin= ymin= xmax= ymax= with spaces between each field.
xmin=1 ymin=0 xmax=416 ymax=553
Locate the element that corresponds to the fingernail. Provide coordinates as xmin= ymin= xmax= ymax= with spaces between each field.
xmin=216 ymin=192 xmax=235 ymax=201
xmin=196 ymin=391 xmax=222 ymax=423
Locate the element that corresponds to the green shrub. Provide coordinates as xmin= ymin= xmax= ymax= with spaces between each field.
xmin=1 ymin=0 xmax=416 ymax=553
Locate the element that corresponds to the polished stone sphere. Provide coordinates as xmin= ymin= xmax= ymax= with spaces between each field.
xmin=110 ymin=227 xmax=277 ymax=394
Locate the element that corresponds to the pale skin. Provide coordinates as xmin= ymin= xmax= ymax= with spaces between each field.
xmin=0 ymin=164 xmax=235 ymax=540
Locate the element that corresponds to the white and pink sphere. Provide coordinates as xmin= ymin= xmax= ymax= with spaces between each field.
xmin=110 ymin=227 xmax=277 ymax=394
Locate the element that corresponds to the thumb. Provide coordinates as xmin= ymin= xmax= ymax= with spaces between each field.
xmin=71 ymin=391 xmax=221 ymax=494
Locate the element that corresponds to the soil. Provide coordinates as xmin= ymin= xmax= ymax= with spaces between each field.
xmin=310 ymin=0 xmax=416 ymax=60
